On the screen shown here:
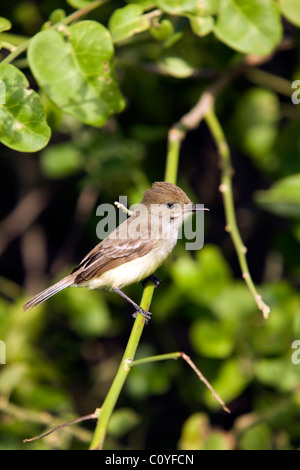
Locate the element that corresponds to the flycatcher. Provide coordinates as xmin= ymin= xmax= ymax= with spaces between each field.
xmin=23 ymin=182 xmax=207 ymax=321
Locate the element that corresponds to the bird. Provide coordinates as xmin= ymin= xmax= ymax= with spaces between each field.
xmin=23 ymin=182 xmax=207 ymax=322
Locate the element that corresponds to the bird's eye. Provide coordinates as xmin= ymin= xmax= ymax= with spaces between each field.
xmin=166 ymin=203 xmax=174 ymax=209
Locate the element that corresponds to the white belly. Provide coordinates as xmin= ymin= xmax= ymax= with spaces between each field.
xmin=79 ymin=238 xmax=177 ymax=290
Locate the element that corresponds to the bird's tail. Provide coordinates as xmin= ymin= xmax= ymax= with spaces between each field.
xmin=23 ymin=275 xmax=75 ymax=312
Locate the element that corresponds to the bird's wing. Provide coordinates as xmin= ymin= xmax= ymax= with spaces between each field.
xmin=71 ymin=222 xmax=154 ymax=283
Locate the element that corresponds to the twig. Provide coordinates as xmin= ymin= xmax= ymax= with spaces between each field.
xmin=23 ymin=411 xmax=99 ymax=443
xmin=205 ymin=109 xmax=270 ymax=318
xmin=0 ymin=188 xmax=50 ymax=256
xmin=0 ymin=396 xmax=92 ymax=443
xmin=114 ymin=201 xmax=133 ymax=216
xmin=128 ymin=351 xmax=230 ymax=413
xmin=245 ymin=68 xmax=293 ymax=97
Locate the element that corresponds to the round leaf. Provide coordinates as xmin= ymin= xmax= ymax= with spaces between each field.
xmin=188 ymin=15 xmax=214 ymax=37
xmin=28 ymin=21 xmax=125 ymax=127
xmin=0 ymin=64 xmax=51 ymax=152
xmin=150 ymin=19 xmax=174 ymax=41
xmin=158 ymin=54 xmax=195 ymax=78
xmin=231 ymin=87 xmax=280 ymax=162
xmin=204 ymin=359 xmax=250 ymax=408
xmin=279 ymin=0 xmax=300 ymax=27
xmin=157 ymin=0 xmax=199 ymax=14
xmin=254 ymin=174 xmax=300 ymax=217
xmin=109 ymin=4 xmax=151 ymax=43
xmin=40 ymin=142 xmax=83 ymax=178
xmin=0 ymin=17 xmax=12 ymax=33
xmin=190 ymin=318 xmax=237 ymax=358
xmin=214 ymin=0 xmax=282 ymax=55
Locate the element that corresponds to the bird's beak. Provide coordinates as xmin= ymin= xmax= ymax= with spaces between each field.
xmin=183 ymin=203 xmax=210 ymax=212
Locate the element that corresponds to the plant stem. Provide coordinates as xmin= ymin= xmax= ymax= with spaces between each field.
xmin=245 ymin=68 xmax=293 ymax=97
xmin=1 ymin=40 xmax=29 ymax=65
xmin=204 ymin=108 xmax=270 ymax=319
xmin=0 ymin=396 xmax=92 ymax=443
xmin=129 ymin=351 xmax=230 ymax=413
xmin=89 ymin=281 xmax=155 ymax=450
xmin=164 ymin=129 xmax=182 ymax=184
xmin=165 ymin=57 xmax=271 ymax=318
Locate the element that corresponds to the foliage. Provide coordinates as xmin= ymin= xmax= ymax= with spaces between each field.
xmin=0 ymin=0 xmax=300 ymax=450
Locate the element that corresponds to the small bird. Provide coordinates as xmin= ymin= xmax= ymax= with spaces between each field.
xmin=23 ymin=182 xmax=207 ymax=321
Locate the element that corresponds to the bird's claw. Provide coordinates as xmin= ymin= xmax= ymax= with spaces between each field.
xmin=132 ymin=308 xmax=152 ymax=324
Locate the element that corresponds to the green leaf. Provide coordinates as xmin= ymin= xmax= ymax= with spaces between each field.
xmin=188 ymin=15 xmax=214 ymax=37
xmin=157 ymin=0 xmax=199 ymax=14
xmin=214 ymin=0 xmax=282 ymax=55
xmin=196 ymin=0 xmax=220 ymax=15
xmin=190 ymin=318 xmax=236 ymax=358
xmin=204 ymin=359 xmax=250 ymax=408
xmin=66 ymin=0 xmax=94 ymax=8
xmin=108 ymin=4 xmax=151 ymax=43
xmin=0 ymin=64 xmax=51 ymax=152
xmin=28 ymin=21 xmax=125 ymax=127
xmin=279 ymin=0 xmax=300 ymax=27
xmin=158 ymin=54 xmax=195 ymax=77
xmin=211 ymin=282 xmax=255 ymax=321
xmin=108 ymin=408 xmax=141 ymax=437
xmin=0 ymin=17 xmax=12 ymax=33
xmin=254 ymin=356 xmax=300 ymax=392
xmin=59 ymin=288 xmax=112 ymax=337
xmin=178 ymin=413 xmax=210 ymax=450
xmin=150 ymin=19 xmax=174 ymax=41
xmin=254 ymin=174 xmax=300 ymax=217
xmin=49 ymin=9 xmax=66 ymax=24
xmin=239 ymin=422 xmax=272 ymax=450
xmin=40 ymin=142 xmax=83 ymax=178
xmin=170 ymin=245 xmax=232 ymax=305
xmin=178 ymin=412 xmax=233 ymax=450
xmin=231 ymin=87 xmax=280 ymax=165
xmin=126 ymin=0 xmax=157 ymax=10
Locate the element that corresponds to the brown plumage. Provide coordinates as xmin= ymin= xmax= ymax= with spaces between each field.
xmin=141 ymin=182 xmax=192 ymax=205
xmin=23 ymin=182 xmax=198 ymax=315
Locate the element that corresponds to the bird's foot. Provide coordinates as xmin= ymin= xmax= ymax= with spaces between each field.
xmin=132 ymin=307 xmax=152 ymax=324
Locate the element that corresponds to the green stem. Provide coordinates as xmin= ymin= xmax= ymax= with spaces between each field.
xmin=245 ymin=68 xmax=292 ymax=97
xmin=1 ymin=40 xmax=29 ymax=65
xmin=129 ymin=352 xmax=181 ymax=367
xmin=204 ymin=108 xmax=270 ymax=319
xmin=89 ymin=281 xmax=155 ymax=450
xmin=164 ymin=129 xmax=183 ymax=184
xmin=129 ymin=351 xmax=230 ymax=413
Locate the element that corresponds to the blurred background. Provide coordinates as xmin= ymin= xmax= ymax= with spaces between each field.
xmin=1 ymin=0 xmax=300 ymax=450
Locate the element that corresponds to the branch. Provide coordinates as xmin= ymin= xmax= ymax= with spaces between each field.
xmin=0 ymin=188 xmax=50 ymax=256
xmin=23 ymin=411 xmax=98 ymax=443
xmin=205 ymin=109 xmax=270 ymax=318
xmin=128 ymin=351 xmax=230 ymax=413
xmin=114 ymin=201 xmax=133 ymax=216
xmin=0 ymin=396 xmax=92 ymax=444
xmin=89 ymin=280 xmax=156 ymax=450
